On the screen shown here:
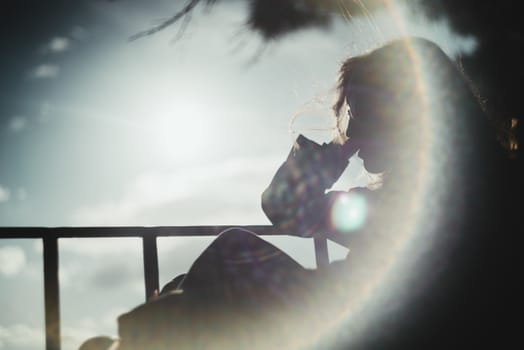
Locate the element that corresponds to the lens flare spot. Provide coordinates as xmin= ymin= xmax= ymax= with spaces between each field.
xmin=330 ymin=192 xmax=367 ymax=233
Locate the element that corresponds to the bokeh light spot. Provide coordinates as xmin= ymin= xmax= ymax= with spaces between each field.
xmin=330 ymin=192 xmax=367 ymax=233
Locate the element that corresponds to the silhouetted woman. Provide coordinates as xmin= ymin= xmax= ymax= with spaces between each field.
xmin=262 ymin=36 xmax=518 ymax=346
xmin=116 ymin=37 xmax=518 ymax=349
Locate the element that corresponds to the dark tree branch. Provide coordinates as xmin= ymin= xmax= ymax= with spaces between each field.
xmin=169 ymin=11 xmax=193 ymax=44
xmin=129 ymin=0 xmax=207 ymax=42
xmin=128 ymin=1 xmax=388 ymax=43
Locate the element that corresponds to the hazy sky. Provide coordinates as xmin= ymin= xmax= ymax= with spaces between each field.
xmin=0 ymin=1 xmax=477 ymax=349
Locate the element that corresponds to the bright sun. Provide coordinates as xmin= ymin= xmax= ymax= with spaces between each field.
xmin=126 ymin=87 xmax=213 ymax=163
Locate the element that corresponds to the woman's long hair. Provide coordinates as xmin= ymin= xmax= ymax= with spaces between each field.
xmin=333 ymin=37 xmax=508 ymax=162
xmin=326 ymin=37 xmax=518 ymax=345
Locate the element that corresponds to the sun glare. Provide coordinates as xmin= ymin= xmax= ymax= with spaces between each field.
xmin=122 ymin=84 xmax=214 ymax=163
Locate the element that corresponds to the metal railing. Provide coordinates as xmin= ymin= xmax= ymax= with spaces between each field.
xmin=0 ymin=226 xmax=330 ymax=350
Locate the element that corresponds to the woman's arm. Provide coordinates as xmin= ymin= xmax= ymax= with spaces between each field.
xmin=261 ymin=135 xmax=360 ymax=236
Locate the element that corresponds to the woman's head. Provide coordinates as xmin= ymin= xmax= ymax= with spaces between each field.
xmin=333 ymin=37 xmax=495 ymax=175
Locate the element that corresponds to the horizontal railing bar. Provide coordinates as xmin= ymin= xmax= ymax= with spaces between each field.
xmin=0 ymin=225 xmax=294 ymax=239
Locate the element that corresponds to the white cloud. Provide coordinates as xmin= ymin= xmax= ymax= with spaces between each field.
xmin=0 ymin=246 xmax=27 ymax=277
xmin=39 ymin=37 xmax=70 ymax=55
xmin=89 ymin=261 xmax=142 ymax=289
xmin=61 ymin=311 xmax=121 ymax=350
xmin=31 ymin=64 xmax=60 ymax=79
xmin=0 ymin=185 xmax=28 ymax=203
xmin=59 ymin=238 xmax=140 ymax=257
xmin=71 ymin=26 xmax=89 ymax=40
xmin=0 ymin=324 xmax=44 ymax=349
xmin=71 ymin=155 xmax=281 ymax=226
xmin=8 ymin=116 xmax=26 ymax=132
xmin=38 ymin=101 xmax=55 ymax=123
xmin=61 ymin=326 xmax=113 ymax=350
xmin=32 ymin=240 xmax=43 ymax=254
xmin=0 ymin=186 xmax=10 ymax=203
xmin=16 ymin=188 xmax=27 ymax=201
xmin=57 ymin=247 xmax=143 ymax=292
xmin=49 ymin=37 xmax=70 ymax=52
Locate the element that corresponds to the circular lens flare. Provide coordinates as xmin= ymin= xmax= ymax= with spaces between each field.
xmin=330 ymin=192 xmax=367 ymax=232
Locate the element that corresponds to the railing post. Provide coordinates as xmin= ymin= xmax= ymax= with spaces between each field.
xmin=43 ymin=235 xmax=61 ymax=350
xmin=142 ymin=235 xmax=159 ymax=301
xmin=314 ymin=236 xmax=329 ymax=268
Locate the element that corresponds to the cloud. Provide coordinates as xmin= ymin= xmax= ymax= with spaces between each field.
xmin=48 ymin=37 xmax=70 ymax=52
xmin=71 ymin=26 xmax=89 ymax=40
xmin=0 ymin=324 xmax=44 ymax=349
xmin=0 ymin=246 xmax=27 ymax=277
xmin=59 ymin=238 xmax=141 ymax=257
xmin=32 ymin=240 xmax=43 ymax=254
xmin=71 ymin=155 xmax=281 ymax=226
xmin=31 ymin=64 xmax=60 ymax=79
xmin=16 ymin=188 xmax=27 ymax=201
xmin=57 ymin=238 xmax=143 ymax=290
xmin=61 ymin=327 xmax=100 ymax=350
xmin=39 ymin=36 xmax=71 ymax=55
xmin=38 ymin=101 xmax=55 ymax=123
xmin=0 ymin=186 xmax=9 ymax=203
xmin=90 ymin=261 xmax=141 ymax=289
xmin=61 ymin=310 xmax=122 ymax=350
xmin=8 ymin=116 xmax=27 ymax=132
xmin=0 ymin=186 xmax=27 ymax=202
